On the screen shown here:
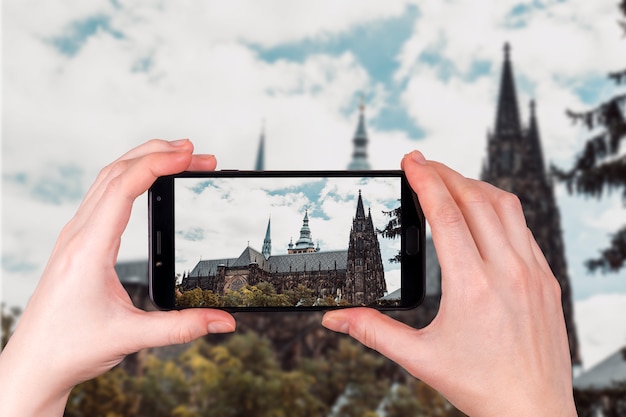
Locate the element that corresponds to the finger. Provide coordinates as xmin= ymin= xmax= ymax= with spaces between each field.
xmin=322 ymin=308 xmax=431 ymax=380
xmin=187 ymin=154 xmax=218 ymax=171
xmin=116 ymin=139 xmax=192 ymax=163
xmin=81 ymin=139 xmax=193 ymax=206
xmin=123 ymin=309 xmax=236 ymax=352
xmin=79 ymin=149 xmax=196 ymax=247
xmin=528 ymin=230 xmax=555 ymax=280
xmin=428 ymin=162 xmax=521 ymax=263
xmin=401 ymin=151 xmax=482 ymax=278
xmin=472 ymin=180 xmax=536 ymax=264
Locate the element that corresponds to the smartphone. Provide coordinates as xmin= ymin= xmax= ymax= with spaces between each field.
xmin=149 ymin=170 xmax=425 ymax=311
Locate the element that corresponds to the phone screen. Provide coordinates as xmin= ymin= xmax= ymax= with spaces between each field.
xmin=150 ymin=171 xmax=424 ymax=310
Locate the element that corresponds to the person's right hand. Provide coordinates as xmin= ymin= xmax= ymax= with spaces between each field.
xmin=323 ymin=151 xmax=576 ymax=417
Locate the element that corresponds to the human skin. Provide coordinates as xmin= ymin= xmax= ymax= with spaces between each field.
xmin=0 ymin=139 xmax=236 ymax=417
xmin=322 ymin=150 xmax=577 ymax=416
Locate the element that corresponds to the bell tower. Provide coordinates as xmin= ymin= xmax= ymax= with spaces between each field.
xmin=345 ymin=191 xmax=386 ymax=305
xmin=482 ymin=43 xmax=581 ymax=366
xmin=348 ymin=98 xmax=372 ymax=170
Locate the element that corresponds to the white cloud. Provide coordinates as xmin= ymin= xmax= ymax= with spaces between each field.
xmin=400 ymin=66 xmax=494 ymax=176
xmin=3 ymin=0 xmax=626 ymax=336
xmin=575 ymin=293 xmax=626 ymax=370
xmin=172 ymin=175 xmax=401 ymax=277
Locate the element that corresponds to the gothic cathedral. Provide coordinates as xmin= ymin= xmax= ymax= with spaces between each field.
xmin=482 ymin=43 xmax=580 ymax=366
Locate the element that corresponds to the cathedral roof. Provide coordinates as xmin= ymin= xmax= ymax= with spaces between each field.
xmin=190 ymin=248 xmax=348 ymax=276
xmin=115 ymin=260 xmax=148 ymax=285
xmin=573 ymin=347 xmax=626 ymax=390
xmin=267 ymin=250 xmax=348 ymax=273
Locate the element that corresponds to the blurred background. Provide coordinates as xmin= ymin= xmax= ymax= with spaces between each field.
xmin=3 ymin=1 xmax=626 ymax=415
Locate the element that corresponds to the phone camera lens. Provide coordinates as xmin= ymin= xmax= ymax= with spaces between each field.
xmin=156 ymin=196 xmax=162 ymax=202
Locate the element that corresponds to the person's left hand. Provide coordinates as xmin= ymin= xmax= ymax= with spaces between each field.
xmin=0 ymin=139 xmax=236 ymax=417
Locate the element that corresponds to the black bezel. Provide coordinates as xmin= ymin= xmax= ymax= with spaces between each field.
xmin=149 ymin=170 xmax=425 ymax=311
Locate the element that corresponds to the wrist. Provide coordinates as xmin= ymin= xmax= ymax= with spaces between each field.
xmin=0 ymin=337 xmax=72 ymax=417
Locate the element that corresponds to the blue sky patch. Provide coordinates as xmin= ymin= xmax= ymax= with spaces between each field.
xmin=250 ymin=5 xmax=425 ymax=140
xmin=571 ymin=74 xmax=617 ymax=107
xmin=12 ymin=164 xmax=86 ymax=205
xmin=177 ymin=227 xmax=205 ymax=242
xmin=190 ymin=179 xmax=216 ymax=195
xmin=50 ymin=14 xmax=124 ymax=57
xmin=1 ymin=255 xmax=38 ymax=274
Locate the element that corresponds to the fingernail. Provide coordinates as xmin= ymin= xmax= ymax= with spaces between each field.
xmin=208 ymin=321 xmax=236 ymax=333
xmin=322 ymin=317 xmax=350 ymax=334
xmin=170 ymin=139 xmax=190 ymax=147
xmin=411 ymin=150 xmax=427 ymax=165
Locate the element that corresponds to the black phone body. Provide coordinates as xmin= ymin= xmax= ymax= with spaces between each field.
xmin=149 ymin=170 xmax=425 ymax=311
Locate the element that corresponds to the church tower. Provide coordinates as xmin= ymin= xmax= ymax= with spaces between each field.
xmin=482 ymin=43 xmax=581 ymax=366
xmin=347 ymin=99 xmax=372 ymax=170
xmin=288 ymin=210 xmax=317 ymax=254
xmin=255 ymin=120 xmax=265 ymax=170
xmin=262 ymin=216 xmax=271 ymax=259
xmin=345 ymin=191 xmax=386 ymax=305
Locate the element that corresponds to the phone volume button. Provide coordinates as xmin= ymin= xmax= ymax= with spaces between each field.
xmin=156 ymin=231 xmax=162 ymax=255
xmin=405 ymin=226 xmax=419 ymax=256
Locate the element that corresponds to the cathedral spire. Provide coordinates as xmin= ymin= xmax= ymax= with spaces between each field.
xmin=355 ymin=189 xmax=366 ymax=219
xmin=262 ymin=216 xmax=271 ymax=259
xmin=289 ymin=210 xmax=316 ymax=253
xmin=525 ymin=99 xmax=547 ymax=178
xmin=483 ymin=43 xmax=525 ymax=181
xmin=481 ymin=44 xmax=580 ymax=366
xmin=254 ymin=119 xmax=265 ymax=170
xmin=348 ymin=96 xmax=371 ymax=170
xmin=494 ymin=42 xmax=522 ymax=137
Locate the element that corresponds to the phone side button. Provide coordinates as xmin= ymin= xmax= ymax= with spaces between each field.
xmin=405 ymin=226 xmax=419 ymax=256
xmin=156 ymin=231 xmax=162 ymax=255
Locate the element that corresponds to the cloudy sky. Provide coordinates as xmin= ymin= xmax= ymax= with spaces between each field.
xmin=174 ymin=175 xmax=402 ymax=286
xmin=3 ymin=0 xmax=626 ymax=369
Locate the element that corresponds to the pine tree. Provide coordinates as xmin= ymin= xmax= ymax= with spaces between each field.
xmin=378 ymin=205 xmax=402 ymax=263
xmin=551 ymin=0 xmax=626 ymax=274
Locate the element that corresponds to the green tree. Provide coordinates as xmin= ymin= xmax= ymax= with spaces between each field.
xmin=301 ymin=338 xmax=390 ymax=417
xmin=181 ymin=333 xmax=322 ymax=417
xmin=378 ymin=205 xmax=402 ymax=263
xmin=223 ymin=282 xmax=290 ymax=307
xmin=132 ymin=355 xmax=192 ymax=417
xmin=177 ymin=287 xmax=223 ymax=308
xmin=551 ymin=0 xmax=626 ymax=274
xmin=284 ymin=284 xmax=316 ymax=306
xmin=65 ymin=367 xmax=136 ymax=417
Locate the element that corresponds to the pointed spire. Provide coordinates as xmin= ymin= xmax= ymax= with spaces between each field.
xmin=293 ymin=209 xmax=315 ymax=251
xmin=254 ymin=119 xmax=265 ymax=170
xmin=355 ymin=189 xmax=366 ymax=219
xmin=494 ymin=42 xmax=522 ymax=137
xmin=525 ymin=99 xmax=547 ymax=176
xmin=262 ymin=216 xmax=271 ymax=259
xmin=348 ymin=95 xmax=371 ymax=170
xmin=367 ymin=207 xmax=375 ymax=231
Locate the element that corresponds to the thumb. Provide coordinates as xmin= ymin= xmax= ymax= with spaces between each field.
xmin=124 ymin=309 xmax=236 ymax=351
xmin=322 ymin=308 xmax=428 ymax=375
